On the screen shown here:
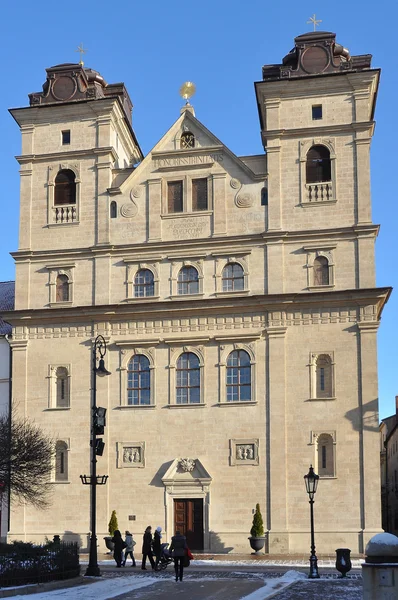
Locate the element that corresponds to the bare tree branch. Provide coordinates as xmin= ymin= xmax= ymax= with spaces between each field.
xmin=0 ymin=414 xmax=54 ymax=509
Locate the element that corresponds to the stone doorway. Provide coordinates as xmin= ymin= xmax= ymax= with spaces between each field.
xmin=174 ymin=498 xmax=204 ymax=550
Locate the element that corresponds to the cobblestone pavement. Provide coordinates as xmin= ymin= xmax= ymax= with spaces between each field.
xmin=271 ymin=578 xmax=362 ymax=599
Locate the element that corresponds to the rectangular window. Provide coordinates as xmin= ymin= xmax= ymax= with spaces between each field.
xmin=322 ymin=446 xmax=327 ymax=469
xmin=62 ymin=130 xmax=71 ymax=145
xmin=167 ymin=181 xmax=183 ymax=213
xmin=320 ymin=368 xmax=325 ymax=391
xmin=192 ymin=178 xmax=208 ymax=211
xmin=312 ymin=105 xmax=322 ymax=120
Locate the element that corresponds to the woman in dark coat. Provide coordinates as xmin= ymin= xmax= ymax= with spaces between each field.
xmin=169 ymin=530 xmax=188 ymax=582
xmin=152 ymin=526 xmax=162 ymax=568
xmin=141 ymin=525 xmax=156 ymax=570
xmin=111 ymin=529 xmax=125 ymax=568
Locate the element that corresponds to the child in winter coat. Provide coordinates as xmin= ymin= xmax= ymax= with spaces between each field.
xmin=123 ymin=530 xmax=136 ymax=566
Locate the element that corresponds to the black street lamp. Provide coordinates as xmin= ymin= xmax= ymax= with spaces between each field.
xmin=304 ymin=465 xmax=320 ymax=579
xmin=82 ymin=335 xmax=111 ymax=577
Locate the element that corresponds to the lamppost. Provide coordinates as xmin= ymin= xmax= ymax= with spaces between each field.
xmin=81 ymin=335 xmax=110 ymax=577
xmin=304 ymin=465 xmax=320 ymax=579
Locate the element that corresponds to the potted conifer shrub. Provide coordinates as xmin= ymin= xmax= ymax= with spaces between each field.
xmin=249 ymin=503 xmax=266 ymax=553
xmin=104 ymin=510 xmax=118 ymax=553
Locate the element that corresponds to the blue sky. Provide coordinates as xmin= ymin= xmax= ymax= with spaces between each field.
xmin=0 ymin=0 xmax=396 ymax=418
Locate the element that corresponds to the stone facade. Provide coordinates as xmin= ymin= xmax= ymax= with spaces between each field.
xmin=3 ymin=31 xmax=391 ymax=553
xmin=380 ymin=399 xmax=398 ymax=535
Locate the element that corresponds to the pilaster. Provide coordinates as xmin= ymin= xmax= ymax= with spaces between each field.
xmin=147 ymin=179 xmax=162 ymax=242
xmin=212 ymin=172 xmax=227 ymax=236
xmin=266 ymin=326 xmax=289 ymax=552
xmin=354 ymin=136 xmax=372 ymax=225
xmin=357 ymin=320 xmax=382 ymax=549
xmin=94 ymin=254 xmax=111 ymax=305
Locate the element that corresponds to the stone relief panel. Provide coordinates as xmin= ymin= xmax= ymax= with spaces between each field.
xmin=230 ymin=438 xmax=259 ymax=466
xmin=117 ymin=441 xmax=145 ymax=468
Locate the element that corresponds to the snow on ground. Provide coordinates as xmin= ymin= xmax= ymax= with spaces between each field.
xmin=8 ymin=576 xmax=157 ymax=600
xmin=238 ymin=570 xmax=306 ymax=600
xmin=82 ymin=558 xmax=364 ymax=568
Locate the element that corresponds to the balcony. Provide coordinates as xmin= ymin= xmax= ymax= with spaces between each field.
xmin=52 ymin=204 xmax=77 ymax=224
xmin=305 ymin=181 xmax=333 ymax=203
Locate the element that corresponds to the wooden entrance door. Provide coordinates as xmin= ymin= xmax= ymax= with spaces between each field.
xmin=174 ymin=499 xmax=204 ymax=550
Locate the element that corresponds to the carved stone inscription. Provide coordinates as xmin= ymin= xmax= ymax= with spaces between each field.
xmin=154 ymin=154 xmax=223 ymax=169
xmin=169 ymin=217 xmax=208 ymax=239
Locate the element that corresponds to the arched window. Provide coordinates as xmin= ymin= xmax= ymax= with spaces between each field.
xmin=127 ymin=355 xmax=150 ymax=405
xmin=56 ymin=274 xmax=69 ymax=302
xmin=56 ymin=367 xmax=69 ymax=408
xmin=313 ymin=256 xmax=329 ymax=286
xmin=180 ymin=131 xmax=195 ymax=149
xmin=306 ymin=145 xmax=331 ymax=184
xmin=316 ymin=354 xmax=333 ymax=398
xmin=134 ymin=269 xmax=155 ymax=298
xmin=226 ymin=350 xmax=251 ymax=402
xmin=55 ymin=441 xmax=68 ymax=481
xmin=54 ymin=169 xmax=76 ymax=205
xmin=110 ymin=201 xmax=117 ymax=218
xmin=177 ymin=266 xmax=199 ymax=295
xmin=317 ymin=433 xmax=335 ymax=477
xmin=176 ymin=352 xmax=200 ymax=404
xmin=222 ymin=263 xmax=244 ymax=292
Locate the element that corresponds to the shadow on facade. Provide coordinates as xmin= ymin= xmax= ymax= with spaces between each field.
xmin=209 ymin=530 xmax=234 ymax=554
xmin=149 ymin=460 xmax=174 ymax=487
xmin=345 ymin=398 xmax=379 ymax=432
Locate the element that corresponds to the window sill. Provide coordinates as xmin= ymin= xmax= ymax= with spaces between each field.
xmin=124 ymin=296 xmax=160 ymax=303
xmin=161 ymin=211 xmax=213 ymax=219
xmin=169 ymin=293 xmax=204 ymax=300
xmin=44 ymin=407 xmax=71 ymax=411
xmin=218 ymin=401 xmax=257 ymax=407
xmin=306 ymin=397 xmax=336 ymax=402
xmin=300 ymin=200 xmax=337 ymax=207
xmin=214 ymin=290 xmax=250 ymax=297
xmin=319 ymin=476 xmax=337 ymax=480
xmin=167 ymin=403 xmax=206 ymax=409
xmin=48 ymin=301 xmax=73 ymax=308
xmin=307 ymin=285 xmax=335 ymax=291
xmin=116 ymin=405 xmax=156 ymax=410
xmin=47 ymin=221 xmax=80 ymax=227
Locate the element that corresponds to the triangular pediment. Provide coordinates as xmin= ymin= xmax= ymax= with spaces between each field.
xmin=162 ymin=458 xmax=212 ymax=487
xmin=110 ymin=108 xmax=265 ymax=193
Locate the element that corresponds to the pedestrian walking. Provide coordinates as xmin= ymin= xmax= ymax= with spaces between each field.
xmin=123 ymin=530 xmax=136 ymax=566
xmin=111 ymin=529 xmax=125 ymax=568
xmin=141 ymin=525 xmax=156 ymax=570
xmin=153 ymin=526 xmax=162 ymax=569
xmin=169 ymin=530 xmax=188 ymax=582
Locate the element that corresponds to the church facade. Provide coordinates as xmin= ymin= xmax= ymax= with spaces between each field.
xmin=4 ymin=30 xmax=390 ymax=554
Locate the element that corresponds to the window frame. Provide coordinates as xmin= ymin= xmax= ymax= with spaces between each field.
xmin=47 ymin=163 xmax=81 ymax=225
xmin=170 ymin=260 xmax=204 ymax=298
xmin=311 ymin=105 xmax=323 ymax=120
xmin=304 ymin=246 xmax=335 ymax=290
xmin=299 ymin=139 xmax=336 ymax=205
xmin=218 ymin=343 xmax=256 ymax=405
xmin=222 ymin=262 xmax=245 ymax=292
xmin=309 ymin=352 xmax=336 ymax=400
xmin=124 ymin=261 xmax=160 ymax=301
xmin=177 ymin=265 xmax=200 ymax=296
xmin=118 ymin=347 xmax=156 ymax=408
xmin=47 ymin=364 xmax=71 ymax=410
xmin=133 ymin=268 xmax=155 ymax=298
xmin=46 ymin=265 xmax=75 ymax=306
xmin=168 ymin=346 xmax=205 ymax=407
xmin=52 ymin=439 xmax=70 ymax=483
xmin=127 ymin=354 xmax=151 ymax=406
xmin=162 ymin=175 xmax=212 ymax=215
xmin=61 ymin=130 xmax=71 ymax=145
xmin=311 ymin=431 xmax=336 ymax=478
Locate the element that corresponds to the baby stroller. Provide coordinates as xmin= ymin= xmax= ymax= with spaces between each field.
xmin=157 ymin=542 xmax=174 ymax=571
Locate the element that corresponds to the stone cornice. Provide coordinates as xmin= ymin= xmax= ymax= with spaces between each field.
xmin=10 ymin=224 xmax=380 ymax=263
xmin=262 ymin=121 xmax=374 ymax=141
xmin=15 ymin=146 xmax=118 ymax=165
xmin=2 ymin=287 xmax=391 ymax=328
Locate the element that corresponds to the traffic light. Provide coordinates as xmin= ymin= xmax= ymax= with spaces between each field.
xmin=95 ymin=439 xmax=105 ymax=456
xmin=94 ymin=407 xmax=106 ymax=435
